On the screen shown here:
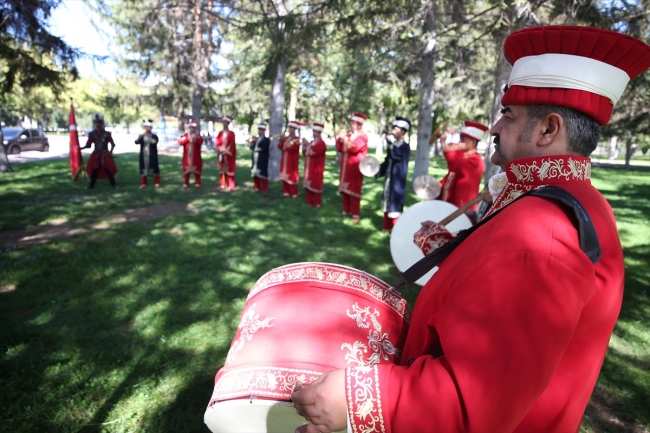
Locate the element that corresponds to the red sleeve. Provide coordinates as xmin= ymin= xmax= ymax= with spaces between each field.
xmin=178 ymin=134 xmax=188 ymax=145
xmin=85 ymin=136 xmax=93 ymax=147
xmin=228 ymin=131 xmax=236 ymax=154
xmin=196 ymin=135 xmax=204 ymax=145
xmin=278 ymin=137 xmax=285 ymax=150
xmin=346 ymin=251 xmax=595 ymax=433
xmin=336 ymin=138 xmax=344 ymax=152
xmin=444 ymin=149 xmax=464 ymax=171
xmin=285 ymin=138 xmax=301 ymax=152
xmin=347 ymin=134 xmax=368 ymax=155
xmin=312 ymin=140 xmax=327 ymax=156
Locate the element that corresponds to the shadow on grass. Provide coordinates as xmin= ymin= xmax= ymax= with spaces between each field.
xmin=1 ymin=148 xmax=418 ymax=432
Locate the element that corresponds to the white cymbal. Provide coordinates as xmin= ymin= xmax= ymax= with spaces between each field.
xmin=390 ymin=200 xmax=472 ymax=286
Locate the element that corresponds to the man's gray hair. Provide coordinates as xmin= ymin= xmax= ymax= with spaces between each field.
xmin=518 ymin=105 xmax=601 ymax=156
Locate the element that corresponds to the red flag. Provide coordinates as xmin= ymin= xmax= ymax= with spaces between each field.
xmin=69 ymin=103 xmax=84 ymax=181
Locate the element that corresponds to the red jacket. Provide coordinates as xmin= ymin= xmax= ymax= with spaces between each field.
xmin=215 ymin=130 xmax=236 ymax=176
xmin=439 ymin=148 xmax=484 ymax=210
xmin=346 ymin=155 xmax=624 ymax=433
xmin=337 ymin=132 xmax=368 ymax=197
xmin=279 ymin=135 xmax=301 ymax=184
xmin=178 ymin=133 xmax=203 ymax=174
xmin=302 ymin=138 xmax=327 ymax=193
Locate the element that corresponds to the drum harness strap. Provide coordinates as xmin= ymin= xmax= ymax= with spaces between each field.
xmin=390 ymin=185 xmax=602 ymax=292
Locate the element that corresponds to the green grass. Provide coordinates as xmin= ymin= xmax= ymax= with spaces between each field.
xmin=0 ymin=149 xmax=648 ymax=433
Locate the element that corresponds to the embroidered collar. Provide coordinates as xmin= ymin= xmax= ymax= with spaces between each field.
xmin=485 ymin=155 xmax=591 ymax=218
xmin=506 ymin=155 xmax=591 ymax=185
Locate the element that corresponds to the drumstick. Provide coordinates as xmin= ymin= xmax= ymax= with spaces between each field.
xmin=438 ymin=189 xmax=491 ymax=226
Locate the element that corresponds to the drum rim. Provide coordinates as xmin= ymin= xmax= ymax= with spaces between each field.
xmin=248 ymin=262 xmax=411 ymax=320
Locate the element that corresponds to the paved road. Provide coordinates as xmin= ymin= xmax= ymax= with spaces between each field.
xmin=7 ymin=133 xmax=184 ymax=164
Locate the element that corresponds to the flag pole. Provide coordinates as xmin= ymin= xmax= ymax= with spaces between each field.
xmin=70 ymin=98 xmax=88 ymax=188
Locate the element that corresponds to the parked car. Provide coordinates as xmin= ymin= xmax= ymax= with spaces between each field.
xmin=2 ymin=127 xmax=50 ymax=154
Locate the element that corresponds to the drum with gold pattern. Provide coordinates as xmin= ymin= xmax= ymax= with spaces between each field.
xmin=205 ymin=262 xmax=411 ymax=433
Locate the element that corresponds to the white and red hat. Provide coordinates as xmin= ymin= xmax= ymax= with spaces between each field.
xmin=460 ymin=120 xmax=488 ymax=141
xmin=502 ymin=26 xmax=650 ymax=126
xmin=257 ymin=124 xmax=267 ymax=130
xmin=287 ymin=120 xmax=300 ymax=129
xmin=312 ymin=122 xmax=324 ymax=132
xmin=221 ymin=115 xmax=233 ymax=123
xmin=187 ymin=120 xmax=198 ymax=128
xmin=350 ymin=112 xmax=367 ymax=124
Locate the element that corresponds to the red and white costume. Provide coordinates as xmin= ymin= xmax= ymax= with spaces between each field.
xmin=303 ymin=123 xmax=327 ymax=208
xmin=278 ymin=121 xmax=301 ymax=198
xmin=178 ymin=124 xmax=203 ymax=187
xmin=337 ymin=113 xmax=368 ymax=218
xmin=344 ymin=26 xmax=650 ymax=433
xmin=439 ymin=121 xmax=487 ymax=211
xmin=216 ymin=115 xmax=237 ymax=191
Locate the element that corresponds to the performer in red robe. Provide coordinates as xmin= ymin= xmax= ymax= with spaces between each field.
xmin=177 ymin=120 xmax=203 ymax=188
xmin=336 ymin=113 xmax=368 ymax=222
xmin=215 ymin=115 xmax=237 ymax=191
xmin=82 ymin=113 xmax=118 ymax=189
xmin=292 ymin=25 xmax=649 ymax=433
xmin=278 ymin=121 xmax=301 ymax=198
xmin=438 ymin=120 xmax=487 ymax=220
xmin=302 ymin=122 xmax=327 ymax=208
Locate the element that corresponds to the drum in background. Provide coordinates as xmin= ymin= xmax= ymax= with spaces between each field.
xmin=390 ymin=201 xmax=472 ymax=286
xmin=359 ymin=155 xmax=380 ymax=177
xmin=205 ymin=262 xmax=411 ymax=433
xmin=413 ymin=174 xmax=441 ymax=200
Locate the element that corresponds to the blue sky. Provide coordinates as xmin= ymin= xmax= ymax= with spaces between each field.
xmin=49 ymin=0 xmax=117 ymax=79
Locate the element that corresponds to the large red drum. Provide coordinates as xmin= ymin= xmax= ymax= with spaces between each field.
xmin=205 ymin=262 xmax=411 ymax=433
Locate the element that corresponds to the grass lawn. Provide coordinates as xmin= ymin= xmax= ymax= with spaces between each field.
xmin=0 ymin=149 xmax=648 ymax=433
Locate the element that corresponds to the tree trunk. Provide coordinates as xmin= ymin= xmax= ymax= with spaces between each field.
xmin=268 ymin=54 xmax=287 ymax=181
xmin=413 ymin=3 xmax=436 ymax=183
xmin=126 ymin=120 xmax=131 ymax=134
xmin=177 ymin=101 xmax=185 ymax=133
xmin=0 ymin=120 xmax=13 ymax=173
xmin=608 ymin=136 xmax=619 ymax=160
xmin=484 ymin=34 xmax=511 ymax=185
xmin=288 ymin=88 xmax=298 ymax=121
xmin=625 ymin=130 xmax=633 ymax=171
xmin=377 ymin=103 xmax=386 ymax=157
xmin=191 ymin=0 xmax=204 ymax=133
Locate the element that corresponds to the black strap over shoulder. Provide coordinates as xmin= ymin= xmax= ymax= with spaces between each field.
xmin=391 ymin=185 xmax=601 ymax=291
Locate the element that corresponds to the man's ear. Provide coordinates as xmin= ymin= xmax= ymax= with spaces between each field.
xmin=538 ymin=113 xmax=563 ymax=147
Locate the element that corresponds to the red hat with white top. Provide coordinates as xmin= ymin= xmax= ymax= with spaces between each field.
xmin=288 ymin=120 xmax=300 ymax=129
xmin=312 ymin=122 xmax=324 ymax=132
xmin=350 ymin=112 xmax=367 ymax=124
xmin=187 ymin=120 xmax=198 ymax=128
xmin=460 ymin=120 xmax=489 ymax=141
xmin=221 ymin=115 xmax=233 ymax=123
xmin=502 ymin=26 xmax=650 ymax=126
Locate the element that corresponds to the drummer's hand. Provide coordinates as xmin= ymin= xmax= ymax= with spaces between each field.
xmin=414 ymin=221 xmax=453 ymax=255
xmin=414 ymin=220 xmax=436 ymax=239
xmin=292 ymin=370 xmax=347 ymax=433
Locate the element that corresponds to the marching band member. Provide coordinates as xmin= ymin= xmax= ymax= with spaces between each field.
xmin=377 ymin=116 xmax=411 ymax=231
xmin=177 ymin=120 xmax=203 ymax=188
xmin=134 ymin=119 xmax=161 ymax=189
xmin=302 ymin=122 xmax=327 ymax=208
xmin=438 ymin=120 xmax=487 ymax=220
xmin=336 ymin=113 xmax=368 ymax=222
xmin=250 ymin=123 xmax=270 ymax=193
xmin=216 ymin=115 xmax=237 ymax=191
xmin=82 ymin=113 xmax=118 ymax=189
xmin=278 ymin=120 xmax=301 ymax=198
xmin=293 ymin=25 xmax=648 ymax=433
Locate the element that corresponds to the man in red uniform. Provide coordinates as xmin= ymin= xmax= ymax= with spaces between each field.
xmin=216 ymin=115 xmax=237 ymax=191
xmin=438 ymin=120 xmax=487 ymax=220
xmin=82 ymin=113 xmax=118 ymax=189
xmin=278 ymin=121 xmax=301 ymax=198
xmin=177 ymin=120 xmax=203 ymax=188
xmin=336 ymin=113 xmax=368 ymax=222
xmin=292 ymin=26 xmax=650 ymax=433
xmin=302 ymin=122 xmax=327 ymax=208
